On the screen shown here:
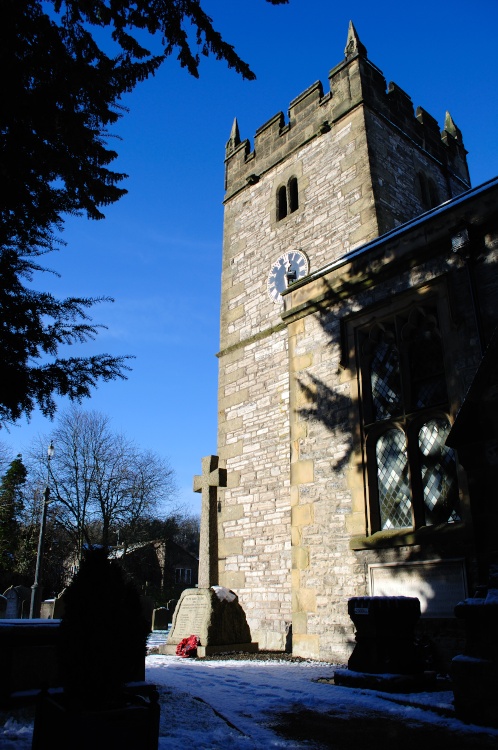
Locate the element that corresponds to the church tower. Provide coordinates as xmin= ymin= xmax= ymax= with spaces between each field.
xmin=216 ymin=23 xmax=470 ymax=656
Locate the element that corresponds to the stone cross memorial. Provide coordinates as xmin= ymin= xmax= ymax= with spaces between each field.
xmin=159 ymin=455 xmax=257 ymax=657
xmin=193 ymin=454 xmax=227 ymax=588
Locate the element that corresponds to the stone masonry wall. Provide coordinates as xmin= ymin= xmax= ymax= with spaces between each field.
xmin=285 ymin=216 xmax=498 ymax=663
xmin=217 ymin=33 xmax=473 ymax=656
xmin=218 ymin=100 xmax=386 ymax=649
xmin=225 ymin=53 xmax=469 ymax=207
xmin=365 ymin=108 xmax=468 ymax=235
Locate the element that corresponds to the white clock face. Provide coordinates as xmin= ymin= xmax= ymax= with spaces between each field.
xmin=267 ymin=250 xmax=309 ymax=304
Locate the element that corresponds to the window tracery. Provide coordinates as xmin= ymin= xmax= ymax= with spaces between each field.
xmin=359 ymin=304 xmax=459 ymax=532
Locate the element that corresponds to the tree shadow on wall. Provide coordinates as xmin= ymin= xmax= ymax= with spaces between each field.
xmin=297 ymin=370 xmax=353 ymax=472
xmin=291 ymin=239 xmax=458 ymax=473
xmin=292 ymin=268 xmax=368 ymax=473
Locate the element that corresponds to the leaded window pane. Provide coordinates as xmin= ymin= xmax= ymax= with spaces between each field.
xmin=419 ymin=419 xmax=460 ymax=525
xmin=370 ymin=336 xmax=402 ymax=421
xmin=409 ymin=334 xmax=447 ymax=410
xmin=376 ymin=429 xmax=412 ymax=529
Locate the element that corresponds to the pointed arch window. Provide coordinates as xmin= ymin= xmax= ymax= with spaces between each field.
xmin=288 ymin=177 xmax=299 ymax=213
xmin=276 ymin=177 xmax=299 ymax=221
xmin=277 ymin=185 xmax=288 ymax=220
xmin=360 ymin=305 xmax=460 ymax=532
xmin=417 ymin=172 xmax=440 ymax=210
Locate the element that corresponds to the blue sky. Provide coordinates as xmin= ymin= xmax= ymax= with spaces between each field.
xmin=3 ymin=0 xmax=498 ymax=516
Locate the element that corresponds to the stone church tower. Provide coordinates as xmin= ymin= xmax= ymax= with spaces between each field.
xmin=216 ymin=23 xmax=479 ymax=661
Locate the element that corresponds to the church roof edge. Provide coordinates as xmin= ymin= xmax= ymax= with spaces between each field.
xmin=282 ymin=176 xmax=498 ymax=295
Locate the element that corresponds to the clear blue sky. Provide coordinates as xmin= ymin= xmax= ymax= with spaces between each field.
xmin=3 ymin=0 xmax=498 ymax=516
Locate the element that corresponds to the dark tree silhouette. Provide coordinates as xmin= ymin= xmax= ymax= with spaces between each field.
xmin=0 ymin=0 xmax=288 ymax=428
xmin=0 ymin=455 xmax=27 ymax=582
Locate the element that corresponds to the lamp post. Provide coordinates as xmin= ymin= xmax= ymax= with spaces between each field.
xmin=29 ymin=441 xmax=55 ymax=619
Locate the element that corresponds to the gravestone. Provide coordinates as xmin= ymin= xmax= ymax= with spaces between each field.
xmin=0 ymin=595 xmax=6 ymax=617
xmin=346 ymin=596 xmax=423 ymax=674
xmin=167 ymin=599 xmax=178 ymax=614
xmin=40 ymin=589 xmax=67 ymax=619
xmin=140 ymin=595 xmax=154 ymax=630
xmin=334 ymin=596 xmax=432 ymax=692
xmin=152 ymin=607 xmax=169 ymax=631
xmin=3 ymin=586 xmax=30 ymax=619
xmin=0 ymin=619 xmax=61 ymax=700
xmin=159 ymin=455 xmax=257 ymax=656
xmin=40 ymin=599 xmax=55 ymax=619
xmin=452 ymin=564 xmax=498 ymax=727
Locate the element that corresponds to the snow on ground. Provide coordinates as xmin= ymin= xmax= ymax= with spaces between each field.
xmin=2 ymin=654 xmax=498 ymax=748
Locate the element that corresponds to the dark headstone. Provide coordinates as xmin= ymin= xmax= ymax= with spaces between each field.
xmin=3 ymin=586 xmax=31 ymax=619
xmin=40 ymin=599 xmax=55 ymax=619
xmin=41 ymin=590 xmax=67 ymax=620
xmin=0 ymin=620 xmax=61 ymax=701
xmin=452 ymin=565 xmax=498 ymax=727
xmin=346 ymin=596 xmax=423 ymax=674
xmin=140 ymin=595 xmax=154 ymax=630
xmin=151 ymin=607 xmax=169 ymax=631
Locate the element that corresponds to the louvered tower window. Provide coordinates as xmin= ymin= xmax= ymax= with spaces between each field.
xmin=276 ymin=177 xmax=299 ymax=221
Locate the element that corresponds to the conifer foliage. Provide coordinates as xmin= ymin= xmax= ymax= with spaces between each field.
xmin=0 ymin=0 xmax=287 ymax=429
xmin=0 ymin=455 xmax=27 ymax=571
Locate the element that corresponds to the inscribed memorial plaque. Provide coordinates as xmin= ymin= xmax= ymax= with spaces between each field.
xmin=173 ymin=594 xmax=210 ymax=640
xmin=159 ymin=586 xmax=255 ymax=656
xmin=369 ymin=559 xmax=467 ymax=618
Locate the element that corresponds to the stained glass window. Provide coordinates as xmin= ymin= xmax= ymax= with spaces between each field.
xmin=376 ymin=429 xmax=412 ymax=529
xmin=370 ymin=331 xmax=402 ymax=420
xmin=419 ymin=419 xmax=460 ymax=525
xmin=360 ymin=304 xmax=458 ymax=533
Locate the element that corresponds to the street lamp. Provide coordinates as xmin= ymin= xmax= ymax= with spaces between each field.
xmin=29 ymin=441 xmax=55 ymax=618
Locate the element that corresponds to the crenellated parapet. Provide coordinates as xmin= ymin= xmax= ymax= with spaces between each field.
xmin=224 ymin=21 xmax=469 ymax=201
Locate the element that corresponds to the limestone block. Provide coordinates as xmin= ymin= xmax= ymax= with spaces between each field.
xmin=287 ymin=318 xmax=305 ymax=337
xmin=290 ymin=485 xmax=300 ymax=507
xmin=346 ymin=511 xmax=366 ymax=536
xmin=291 ymin=353 xmax=313 ymax=372
xmin=253 ymin=629 xmax=286 ymax=651
xmin=219 ymin=441 xmax=243 ymax=460
xmin=225 ymin=305 xmax=245 ymax=324
xmin=292 ymin=634 xmax=320 ymax=659
xmin=219 ymin=536 xmax=243 ymax=557
xmin=291 ymin=568 xmax=300 ymax=589
xmin=222 ymin=570 xmax=246 ymax=590
xmin=291 ymin=503 xmax=313 ymax=527
xmin=291 ymin=546 xmax=309 ymax=570
xmin=292 ymin=611 xmax=308 ymax=635
xmin=290 ymin=460 xmax=314 ymax=485
xmin=222 ymin=280 xmax=245 ymax=300
xmin=220 ymin=504 xmax=244 ymax=522
xmin=293 ymin=588 xmax=317 ymax=613
xmin=291 ymin=526 xmax=302 ymax=547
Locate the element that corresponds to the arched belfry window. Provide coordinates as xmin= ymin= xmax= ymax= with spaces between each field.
xmin=276 ymin=176 xmax=299 ymax=221
xmin=288 ymin=177 xmax=299 ymax=213
xmin=418 ymin=172 xmax=440 ymax=210
xmin=277 ymin=185 xmax=288 ymax=220
xmin=360 ymin=305 xmax=459 ymax=532
xmin=428 ymin=178 xmax=439 ymax=209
